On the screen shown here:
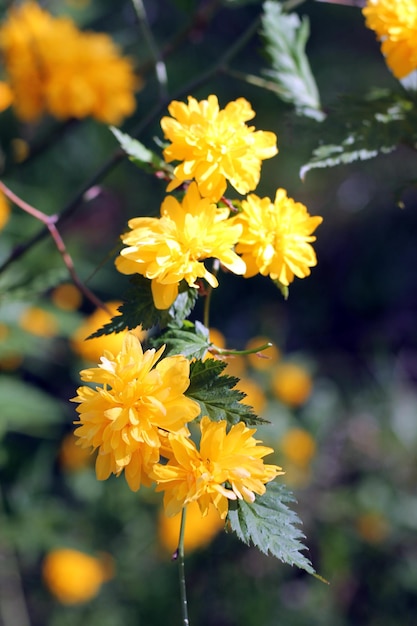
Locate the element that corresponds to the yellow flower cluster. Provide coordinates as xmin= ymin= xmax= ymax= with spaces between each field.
xmin=117 ymin=95 xmax=322 ymax=309
xmin=0 ymin=1 xmax=138 ymax=123
xmin=72 ymin=333 xmax=281 ymax=518
xmin=363 ymin=0 xmax=417 ymax=79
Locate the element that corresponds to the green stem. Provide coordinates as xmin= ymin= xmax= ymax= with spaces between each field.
xmin=203 ymin=259 xmax=219 ymax=329
xmin=130 ymin=0 xmax=168 ymax=100
xmin=211 ymin=342 xmax=273 ymax=357
xmin=177 ymin=507 xmax=190 ymax=626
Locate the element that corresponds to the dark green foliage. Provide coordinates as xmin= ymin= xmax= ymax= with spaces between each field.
xmin=110 ymin=126 xmax=169 ymax=175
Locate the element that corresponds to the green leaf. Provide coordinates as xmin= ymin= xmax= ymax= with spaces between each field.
xmin=300 ymin=89 xmax=417 ymax=179
xmin=0 ymin=376 xmax=63 ymax=438
xmin=110 ymin=126 xmax=167 ymax=174
xmin=227 ymin=481 xmax=315 ymax=574
xmin=167 ymin=284 xmax=199 ymax=329
xmin=150 ymin=321 xmax=210 ymax=359
xmin=187 ymin=359 xmax=267 ymax=426
xmin=260 ymin=1 xmax=324 ymax=121
xmin=88 ymin=277 xmax=199 ymax=337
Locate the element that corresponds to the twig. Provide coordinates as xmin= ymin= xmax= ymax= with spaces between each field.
xmin=0 ymin=180 xmax=109 ymax=312
xmin=130 ymin=0 xmax=168 ymax=100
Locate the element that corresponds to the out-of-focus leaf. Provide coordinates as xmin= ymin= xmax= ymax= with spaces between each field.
xmin=300 ymin=89 xmax=417 ymax=179
xmin=110 ymin=126 xmax=168 ymax=173
xmin=0 ymin=376 xmax=63 ymax=437
xmin=228 ymin=481 xmax=316 ymax=574
xmin=261 ymin=1 xmax=324 ymax=120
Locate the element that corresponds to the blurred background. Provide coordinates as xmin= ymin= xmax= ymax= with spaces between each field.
xmin=1 ymin=1 xmax=417 ymax=625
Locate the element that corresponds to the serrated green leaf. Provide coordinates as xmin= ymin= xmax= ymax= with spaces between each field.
xmin=88 ymin=275 xmax=171 ymax=336
xmin=300 ymin=89 xmax=417 ymax=178
xmin=150 ymin=321 xmax=210 ymax=359
xmin=0 ymin=376 xmax=63 ymax=438
xmin=187 ymin=359 xmax=267 ymax=426
xmin=110 ymin=126 xmax=167 ymax=173
xmin=227 ymin=481 xmax=315 ymax=574
xmin=88 ymin=278 xmax=199 ymax=337
xmin=261 ymin=1 xmax=323 ymax=120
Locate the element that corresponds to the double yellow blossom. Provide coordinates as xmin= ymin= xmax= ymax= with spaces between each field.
xmin=161 ymin=95 xmax=278 ymax=201
xmin=152 ymin=416 xmax=283 ymax=520
xmin=363 ymin=0 xmax=417 ymax=79
xmin=232 ymin=189 xmax=322 ymax=286
xmin=116 ymin=182 xmax=246 ymax=309
xmin=71 ymin=333 xmax=200 ymax=491
xmin=0 ymin=1 xmax=138 ymax=123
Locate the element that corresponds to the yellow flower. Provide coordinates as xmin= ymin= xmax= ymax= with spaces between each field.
xmin=363 ymin=0 xmax=417 ymax=78
xmin=271 ymin=362 xmax=313 ymax=407
xmin=51 ymin=283 xmax=82 ymax=311
xmin=0 ymin=81 xmax=13 ymax=113
xmin=153 ymin=416 xmax=283 ymax=519
xmin=0 ymin=191 xmax=10 ymax=230
xmin=161 ymin=95 xmax=278 ymax=201
xmin=116 ymin=182 xmax=246 ymax=309
xmin=71 ymin=301 xmax=146 ymax=363
xmin=59 ymin=433 xmax=93 ymax=472
xmin=232 ymin=189 xmax=322 ymax=286
xmin=280 ymin=428 xmax=316 ymax=467
xmin=19 ymin=306 xmax=58 ymax=337
xmin=158 ymin=500 xmax=224 ymax=554
xmin=71 ymin=333 xmax=200 ymax=491
xmin=0 ymin=1 xmax=138 ymax=123
xmin=42 ymin=548 xmax=113 ymax=605
xmin=236 ymin=377 xmax=267 ymax=416
xmin=356 ymin=512 xmax=390 ymax=544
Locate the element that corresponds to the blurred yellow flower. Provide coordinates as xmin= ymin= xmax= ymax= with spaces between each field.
xmin=356 ymin=511 xmax=390 ymax=544
xmin=0 ymin=1 xmax=138 ymax=123
xmin=59 ymin=433 xmax=93 ymax=472
xmin=42 ymin=548 xmax=113 ymax=605
xmin=71 ymin=301 xmax=146 ymax=363
xmin=161 ymin=95 xmax=278 ymax=201
xmin=363 ymin=0 xmax=417 ymax=79
xmin=233 ymin=189 xmax=322 ymax=286
xmin=51 ymin=283 xmax=82 ymax=311
xmin=236 ymin=377 xmax=267 ymax=416
xmin=280 ymin=428 xmax=316 ymax=468
xmin=72 ymin=333 xmax=200 ymax=491
xmin=245 ymin=336 xmax=280 ymax=371
xmin=158 ymin=500 xmax=224 ymax=554
xmin=0 ymin=191 xmax=10 ymax=230
xmin=116 ymin=182 xmax=246 ymax=309
xmin=0 ymin=80 xmax=13 ymax=112
xmin=19 ymin=306 xmax=58 ymax=337
xmin=271 ymin=362 xmax=313 ymax=407
xmin=153 ymin=416 xmax=283 ymax=519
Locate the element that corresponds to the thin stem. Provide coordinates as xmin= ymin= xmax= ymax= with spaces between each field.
xmin=177 ymin=507 xmax=190 ymax=626
xmin=130 ymin=0 xmax=168 ymax=100
xmin=211 ymin=342 xmax=274 ymax=357
xmin=0 ymin=180 xmax=109 ymax=312
xmin=203 ymin=259 xmax=219 ymax=329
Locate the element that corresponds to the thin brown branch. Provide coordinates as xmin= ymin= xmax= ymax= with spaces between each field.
xmin=0 ymin=180 xmax=109 ymax=312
